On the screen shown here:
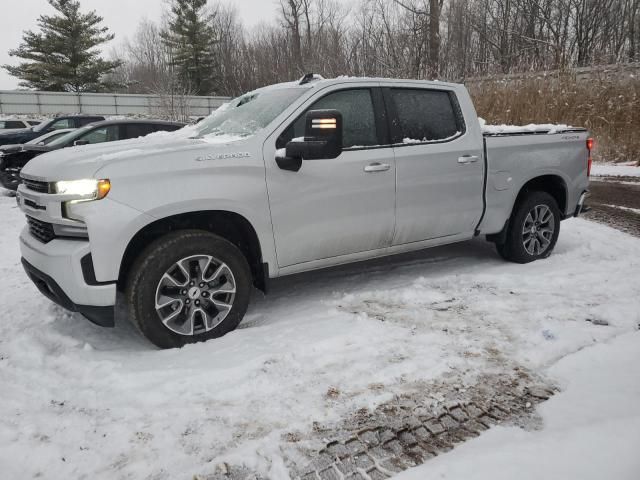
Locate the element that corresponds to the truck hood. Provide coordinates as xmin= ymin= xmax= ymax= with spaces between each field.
xmin=20 ymin=131 xmax=253 ymax=180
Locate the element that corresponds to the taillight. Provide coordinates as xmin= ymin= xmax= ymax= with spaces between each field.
xmin=586 ymin=137 xmax=594 ymax=177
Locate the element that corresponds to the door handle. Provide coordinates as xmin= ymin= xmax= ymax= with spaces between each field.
xmin=364 ymin=162 xmax=391 ymax=173
xmin=458 ymin=155 xmax=479 ymax=164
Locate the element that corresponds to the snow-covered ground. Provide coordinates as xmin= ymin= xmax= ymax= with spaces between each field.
xmin=0 ymin=192 xmax=639 ymax=479
xmin=397 ymin=332 xmax=640 ymax=480
xmin=591 ymin=162 xmax=640 ymax=177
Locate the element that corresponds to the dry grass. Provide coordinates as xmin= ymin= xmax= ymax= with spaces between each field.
xmin=467 ymin=75 xmax=640 ymax=164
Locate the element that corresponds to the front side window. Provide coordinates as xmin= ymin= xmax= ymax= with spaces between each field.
xmin=279 ymin=89 xmax=378 ymax=149
xmin=78 ymin=125 xmax=121 ymax=144
xmin=390 ymin=89 xmax=462 ymax=143
xmin=50 ymin=118 xmax=74 ymax=130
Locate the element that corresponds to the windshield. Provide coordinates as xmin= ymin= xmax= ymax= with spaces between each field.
xmin=32 ymin=119 xmax=56 ymax=133
xmin=26 ymin=130 xmax=71 ymax=145
xmin=194 ymin=87 xmax=306 ymax=139
xmin=46 ymin=126 xmax=91 ymax=148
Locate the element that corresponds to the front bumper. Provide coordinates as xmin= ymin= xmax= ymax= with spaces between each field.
xmin=20 ymin=227 xmax=116 ymax=327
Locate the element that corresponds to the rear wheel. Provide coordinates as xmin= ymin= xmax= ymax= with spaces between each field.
xmin=125 ymin=230 xmax=251 ymax=349
xmin=496 ymin=191 xmax=561 ymax=263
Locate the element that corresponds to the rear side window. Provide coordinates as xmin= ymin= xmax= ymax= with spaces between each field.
xmin=150 ymin=124 xmax=182 ymax=133
xmin=125 ymin=124 xmax=152 ymax=139
xmin=0 ymin=121 xmax=25 ymax=129
xmin=390 ymin=89 xmax=463 ymax=143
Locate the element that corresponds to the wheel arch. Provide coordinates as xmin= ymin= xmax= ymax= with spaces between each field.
xmin=118 ymin=210 xmax=268 ymax=293
xmin=514 ymin=174 xmax=568 ymax=216
xmin=487 ymin=174 xmax=568 ymax=244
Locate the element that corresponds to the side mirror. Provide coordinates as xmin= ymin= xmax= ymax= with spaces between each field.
xmin=276 ymin=109 xmax=343 ymax=172
xmin=74 ymin=140 xmax=89 ymax=146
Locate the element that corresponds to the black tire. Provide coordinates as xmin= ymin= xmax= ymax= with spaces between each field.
xmin=0 ymin=170 xmax=19 ymax=191
xmin=496 ymin=191 xmax=561 ymax=264
xmin=125 ymin=230 xmax=251 ymax=349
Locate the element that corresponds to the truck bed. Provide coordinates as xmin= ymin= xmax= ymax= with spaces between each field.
xmin=478 ymin=127 xmax=590 ymax=235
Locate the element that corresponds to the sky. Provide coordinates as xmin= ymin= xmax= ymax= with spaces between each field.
xmin=0 ymin=0 xmax=279 ymax=90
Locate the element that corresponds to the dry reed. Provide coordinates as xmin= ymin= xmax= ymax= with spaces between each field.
xmin=467 ymin=75 xmax=639 ymax=164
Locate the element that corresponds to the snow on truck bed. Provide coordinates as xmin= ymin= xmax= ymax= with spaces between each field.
xmin=479 ymin=117 xmax=577 ymax=135
xmin=0 ymin=192 xmax=639 ymax=479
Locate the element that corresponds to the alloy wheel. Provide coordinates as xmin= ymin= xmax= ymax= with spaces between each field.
xmin=154 ymin=255 xmax=236 ymax=336
xmin=522 ymin=204 xmax=555 ymax=256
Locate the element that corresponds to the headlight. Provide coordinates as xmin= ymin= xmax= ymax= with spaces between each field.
xmin=53 ymin=179 xmax=111 ymax=200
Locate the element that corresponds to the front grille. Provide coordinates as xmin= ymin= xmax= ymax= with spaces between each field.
xmin=27 ymin=216 xmax=56 ymax=243
xmin=22 ymin=178 xmax=49 ymax=193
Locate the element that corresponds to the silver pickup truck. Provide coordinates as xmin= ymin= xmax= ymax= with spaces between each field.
xmin=16 ymin=76 xmax=591 ymax=348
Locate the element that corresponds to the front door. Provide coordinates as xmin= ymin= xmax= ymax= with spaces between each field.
xmin=264 ymin=86 xmax=396 ymax=268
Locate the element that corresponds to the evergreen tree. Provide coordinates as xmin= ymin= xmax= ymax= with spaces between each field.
xmin=161 ymin=0 xmax=217 ymax=95
xmin=3 ymin=0 xmax=122 ymax=92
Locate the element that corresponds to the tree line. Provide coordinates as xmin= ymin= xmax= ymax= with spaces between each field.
xmin=114 ymin=0 xmax=640 ymax=97
xmin=4 ymin=0 xmax=640 ymax=96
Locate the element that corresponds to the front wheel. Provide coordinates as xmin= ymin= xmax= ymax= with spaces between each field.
xmin=496 ymin=191 xmax=561 ymax=263
xmin=125 ymin=230 xmax=252 ymax=349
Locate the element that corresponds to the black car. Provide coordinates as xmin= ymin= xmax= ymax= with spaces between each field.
xmin=0 ymin=115 xmax=105 ymax=147
xmin=0 ymin=119 xmax=185 ymax=191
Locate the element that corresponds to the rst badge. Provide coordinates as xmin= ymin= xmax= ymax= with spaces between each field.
xmin=196 ymin=152 xmax=251 ymax=162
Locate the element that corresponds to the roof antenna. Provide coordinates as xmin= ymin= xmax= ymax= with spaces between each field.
xmin=299 ymin=73 xmax=324 ymax=85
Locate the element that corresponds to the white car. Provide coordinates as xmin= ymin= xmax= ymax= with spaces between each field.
xmin=0 ymin=119 xmax=41 ymax=131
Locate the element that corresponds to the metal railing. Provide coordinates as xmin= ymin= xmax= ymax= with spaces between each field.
xmin=0 ymin=90 xmax=231 ymax=117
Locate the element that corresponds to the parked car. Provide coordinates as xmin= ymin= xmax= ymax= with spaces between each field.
xmin=16 ymin=76 xmax=591 ymax=348
xmin=0 ymin=119 xmax=41 ymax=131
xmin=0 ymin=120 xmax=184 ymax=190
xmin=0 ymin=115 xmax=104 ymax=147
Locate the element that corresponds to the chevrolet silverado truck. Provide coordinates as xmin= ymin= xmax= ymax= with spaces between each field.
xmin=16 ymin=76 xmax=591 ymax=349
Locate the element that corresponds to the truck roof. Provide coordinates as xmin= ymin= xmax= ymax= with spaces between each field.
xmin=256 ymin=75 xmax=463 ymax=95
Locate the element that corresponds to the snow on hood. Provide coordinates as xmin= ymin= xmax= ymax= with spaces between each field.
xmin=21 ymin=125 xmax=250 ymax=181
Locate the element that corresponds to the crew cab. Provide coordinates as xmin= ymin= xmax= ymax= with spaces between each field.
xmin=0 ymin=119 xmax=185 ymax=191
xmin=0 ymin=115 xmax=104 ymax=147
xmin=16 ymin=76 xmax=591 ymax=348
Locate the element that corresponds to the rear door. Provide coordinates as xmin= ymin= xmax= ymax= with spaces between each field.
xmin=386 ymin=86 xmax=484 ymax=245
xmin=265 ymin=85 xmax=396 ymax=268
